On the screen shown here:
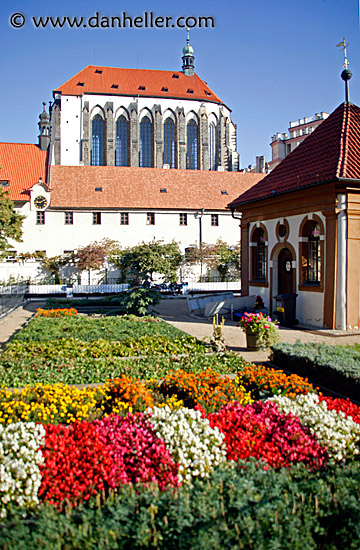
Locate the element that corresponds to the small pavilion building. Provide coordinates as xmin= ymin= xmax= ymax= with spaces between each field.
xmin=229 ymin=94 xmax=360 ymax=330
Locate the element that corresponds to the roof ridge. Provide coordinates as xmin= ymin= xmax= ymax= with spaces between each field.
xmin=335 ymin=102 xmax=350 ymax=178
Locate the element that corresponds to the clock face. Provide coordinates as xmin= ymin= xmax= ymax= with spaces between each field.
xmin=34 ymin=195 xmax=47 ymax=209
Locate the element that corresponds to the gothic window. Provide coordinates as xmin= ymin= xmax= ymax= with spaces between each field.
xmin=115 ymin=116 xmax=129 ymax=167
xmin=140 ymin=116 xmax=153 ymax=168
xmin=209 ymin=122 xmax=216 ymax=171
xmin=91 ymin=115 xmax=105 ymax=166
xmin=186 ymin=119 xmax=198 ymax=170
xmin=163 ymin=118 xmax=175 ymax=168
xmin=251 ymin=227 xmax=267 ymax=282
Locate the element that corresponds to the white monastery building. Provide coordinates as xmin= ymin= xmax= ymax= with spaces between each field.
xmin=0 ymin=33 xmax=263 ymax=280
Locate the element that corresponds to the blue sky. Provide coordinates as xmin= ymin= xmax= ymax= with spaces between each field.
xmin=0 ymin=0 xmax=359 ymax=167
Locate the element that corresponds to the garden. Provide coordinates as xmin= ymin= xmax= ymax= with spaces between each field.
xmin=0 ymin=308 xmax=360 ymax=549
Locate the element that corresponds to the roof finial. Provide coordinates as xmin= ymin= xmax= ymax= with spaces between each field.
xmin=337 ymin=37 xmax=352 ymax=102
xmin=337 ymin=37 xmax=349 ymax=69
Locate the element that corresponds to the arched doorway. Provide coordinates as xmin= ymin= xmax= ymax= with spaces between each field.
xmin=277 ymin=247 xmax=294 ymax=294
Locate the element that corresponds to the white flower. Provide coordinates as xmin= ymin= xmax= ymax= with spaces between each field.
xmin=0 ymin=422 xmax=45 ymax=518
xmin=269 ymin=394 xmax=360 ymax=462
xmin=147 ymin=406 xmax=226 ymax=483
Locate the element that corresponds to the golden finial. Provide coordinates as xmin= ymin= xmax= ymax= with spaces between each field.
xmin=337 ymin=37 xmax=349 ymax=69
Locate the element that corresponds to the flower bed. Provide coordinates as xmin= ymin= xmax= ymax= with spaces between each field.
xmin=35 ymin=307 xmax=78 ymax=317
xmin=1 ymin=314 xmax=360 ymax=546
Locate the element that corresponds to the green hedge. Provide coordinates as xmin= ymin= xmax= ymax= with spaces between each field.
xmin=0 ymin=353 xmax=247 ymax=386
xmin=1 ymin=460 xmax=360 ymax=549
xmin=12 ymin=315 xmax=186 ymax=342
xmin=270 ymin=342 xmax=360 ymax=401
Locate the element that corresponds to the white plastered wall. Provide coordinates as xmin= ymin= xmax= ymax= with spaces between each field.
xmin=249 ymin=212 xmax=326 ymax=327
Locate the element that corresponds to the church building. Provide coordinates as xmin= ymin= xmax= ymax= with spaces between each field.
xmin=0 ymin=33 xmax=262 ymax=281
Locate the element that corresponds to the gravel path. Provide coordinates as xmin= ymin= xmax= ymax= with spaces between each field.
xmin=1 ymin=299 xmax=359 ymax=365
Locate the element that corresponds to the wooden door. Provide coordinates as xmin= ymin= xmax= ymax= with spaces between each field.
xmin=278 ymin=247 xmax=294 ymax=294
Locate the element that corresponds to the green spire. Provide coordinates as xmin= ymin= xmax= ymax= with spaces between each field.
xmin=182 ymin=28 xmax=195 ymax=76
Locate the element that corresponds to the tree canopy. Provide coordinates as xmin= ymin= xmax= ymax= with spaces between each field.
xmin=186 ymin=239 xmax=241 ymax=281
xmin=115 ymin=239 xmax=183 ymax=283
xmin=0 ymin=189 xmax=24 ymax=256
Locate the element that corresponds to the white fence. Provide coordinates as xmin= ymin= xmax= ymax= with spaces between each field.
xmin=27 ymin=282 xmax=241 ymax=296
xmin=184 ymin=281 xmax=241 ymax=293
xmin=28 ymin=284 xmax=130 ymax=295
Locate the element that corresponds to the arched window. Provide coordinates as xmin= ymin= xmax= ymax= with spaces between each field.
xmin=251 ymin=227 xmax=267 ymax=282
xmin=163 ymin=118 xmax=175 ymax=168
xmin=209 ymin=122 xmax=216 ymax=170
xmin=307 ymin=222 xmax=321 ymax=283
xmin=299 ymin=217 xmax=324 ymax=289
xmin=91 ymin=115 xmax=105 ymax=166
xmin=115 ymin=115 xmax=129 ymax=167
xmin=186 ymin=119 xmax=198 ymax=170
xmin=140 ymin=116 xmax=153 ymax=168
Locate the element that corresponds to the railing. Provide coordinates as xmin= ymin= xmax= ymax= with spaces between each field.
xmin=0 ymin=282 xmax=29 ymax=318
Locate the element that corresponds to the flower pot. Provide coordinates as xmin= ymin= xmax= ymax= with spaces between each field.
xmin=245 ymin=328 xmax=266 ymax=351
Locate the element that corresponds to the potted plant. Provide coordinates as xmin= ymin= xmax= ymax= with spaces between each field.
xmin=237 ymin=312 xmax=280 ymax=350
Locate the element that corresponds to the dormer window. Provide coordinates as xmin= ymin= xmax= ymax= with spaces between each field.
xmin=138 ymin=85 xmax=146 ymax=91
xmin=187 ymin=89 xmax=194 ymax=94
xmin=172 ymin=74 xmax=180 ymax=79
xmin=95 ymin=69 xmax=103 ymax=74
xmin=77 ymin=82 xmax=85 ymax=86
xmin=112 ymin=84 xmax=119 ymax=89
xmin=0 ymin=181 xmax=9 ymax=187
xmin=161 ymin=87 xmax=169 ymax=92
xmin=205 ymin=90 xmax=211 ymax=96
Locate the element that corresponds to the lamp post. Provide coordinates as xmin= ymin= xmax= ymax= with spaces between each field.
xmin=195 ymin=208 xmax=205 ymax=280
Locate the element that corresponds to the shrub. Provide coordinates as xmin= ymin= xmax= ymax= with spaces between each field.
xmin=2 ymin=461 xmax=360 ymax=549
xmin=270 ymin=342 xmax=360 ymax=400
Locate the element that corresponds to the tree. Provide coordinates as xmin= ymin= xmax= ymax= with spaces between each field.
xmin=73 ymin=239 xmax=120 ymax=284
xmin=0 ymin=189 xmax=24 ymax=256
xmin=41 ymin=253 xmax=72 ymax=284
xmin=115 ymin=239 xmax=183 ymax=284
xmin=185 ymin=239 xmax=241 ymax=281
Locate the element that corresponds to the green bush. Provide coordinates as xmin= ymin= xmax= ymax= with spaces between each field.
xmin=1 ymin=460 xmax=360 ymax=549
xmin=12 ymin=315 xmax=186 ymax=343
xmin=0 ymin=353 xmax=248 ymax=386
xmin=270 ymin=342 xmax=360 ymax=400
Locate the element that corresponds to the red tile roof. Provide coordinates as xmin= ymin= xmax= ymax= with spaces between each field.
xmin=50 ymin=166 xmax=263 ymax=210
xmin=229 ymin=102 xmax=360 ymax=207
xmin=54 ymin=65 xmax=224 ymax=105
xmin=0 ymin=143 xmax=48 ymax=201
